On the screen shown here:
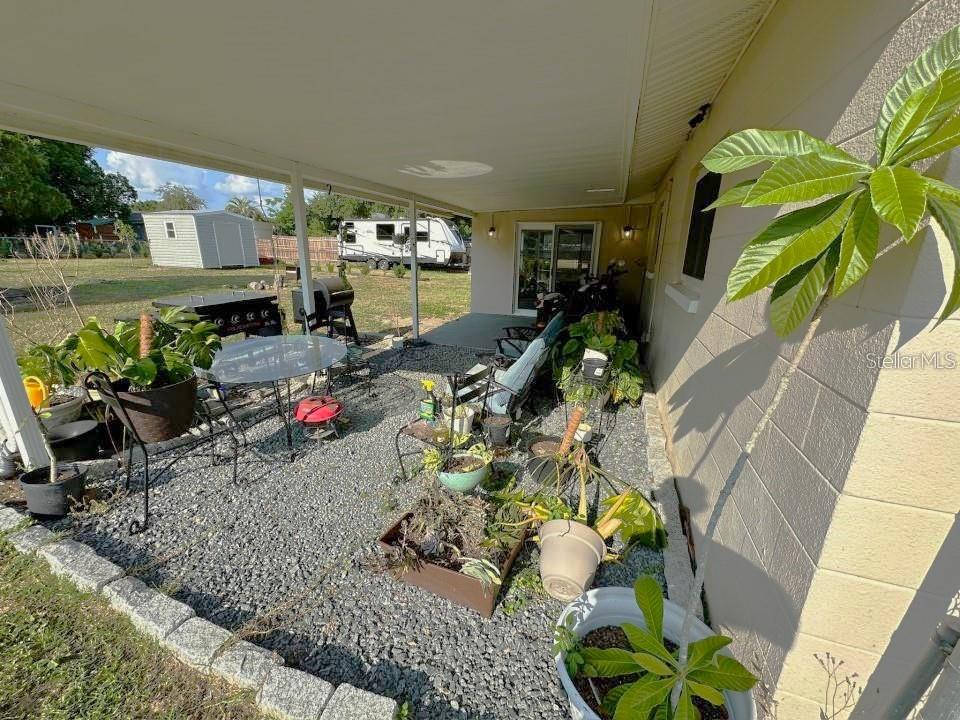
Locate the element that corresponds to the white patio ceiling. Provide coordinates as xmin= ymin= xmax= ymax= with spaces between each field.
xmin=0 ymin=1 xmax=772 ymax=213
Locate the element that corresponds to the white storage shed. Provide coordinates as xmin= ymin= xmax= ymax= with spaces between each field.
xmin=143 ymin=210 xmax=260 ymax=268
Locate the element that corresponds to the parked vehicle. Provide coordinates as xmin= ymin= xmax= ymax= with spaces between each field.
xmin=338 ymin=217 xmax=469 ymax=270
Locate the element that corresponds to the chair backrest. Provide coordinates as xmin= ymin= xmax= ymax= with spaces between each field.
xmin=540 ymin=311 xmax=565 ymax=345
xmin=485 ymin=338 xmax=547 ymax=415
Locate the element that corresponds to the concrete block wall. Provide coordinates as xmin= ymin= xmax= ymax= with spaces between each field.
xmin=645 ymin=0 xmax=960 ymax=717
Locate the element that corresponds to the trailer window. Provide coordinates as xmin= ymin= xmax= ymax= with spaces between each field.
xmin=164 ymin=221 xmax=176 ymax=239
xmin=402 ymin=224 xmax=429 ymax=242
xmin=376 ymin=223 xmax=395 ymax=241
xmin=342 ymin=222 xmax=356 ymax=243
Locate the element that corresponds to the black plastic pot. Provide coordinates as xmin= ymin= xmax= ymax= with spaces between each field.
xmin=526 ymin=455 xmax=569 ymax=486
xmin=47 ymin=420 xmax=100 ymax=462
xmin=483 ymin=414 xmax=512 ymax=446
xmin=582 ymin=356 xmax=609 ymax=383
xmin=19 ymin=464 xmax=87 ymax=517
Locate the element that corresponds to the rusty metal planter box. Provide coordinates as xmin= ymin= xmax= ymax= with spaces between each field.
xmin=378 ymin=513 xmax=527 ymax=618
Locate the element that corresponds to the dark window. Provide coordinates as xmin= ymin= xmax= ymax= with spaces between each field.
xmin=376 ymin=223 xmax=395 ymax=241
xmin=342 ymin=222 xmax=356 ymax=243
xmin=401 ymin=225 xmax=429 ymax=242
xmin=682 ymin=171 xmax=722 ymax=280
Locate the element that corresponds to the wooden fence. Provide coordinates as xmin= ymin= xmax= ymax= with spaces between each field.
xmin=256 ymin=235 xmax=339 ymax=264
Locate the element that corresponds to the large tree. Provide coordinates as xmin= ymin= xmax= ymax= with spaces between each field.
xmin=0 ymin=131 xmax=136 ymax=233
xmin=225 ymin=196 xmax=265 ymax=221
xmin=133 ymin=182 xmax=205 ymax=212
xmin=266 ymin=188 xmax=404 ymax=235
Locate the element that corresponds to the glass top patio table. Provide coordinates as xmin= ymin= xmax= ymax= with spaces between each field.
xmin=209 ymin=335 xmax=348 ymax=385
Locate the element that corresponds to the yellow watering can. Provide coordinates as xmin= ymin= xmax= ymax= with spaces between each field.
xmin=22 ymin=376 xmax=49 ymax=410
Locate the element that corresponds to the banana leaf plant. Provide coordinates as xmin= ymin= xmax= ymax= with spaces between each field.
xmin=69 ymin=307 xmax=220 ymax=390
xmin=666 ymin=21 xmax=960 ymax=713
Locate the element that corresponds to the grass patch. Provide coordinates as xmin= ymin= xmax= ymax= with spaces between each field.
xmin=0 ymin=537 xmax=262 ymax=719
xmin=0 ymin=258 xmax=470 ymax=352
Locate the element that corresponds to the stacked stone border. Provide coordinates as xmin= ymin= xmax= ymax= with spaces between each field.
xmin=641 ymin=377 xmax=702 ymax=618
xmin=0 ymin=504 xmax=397 ymax=720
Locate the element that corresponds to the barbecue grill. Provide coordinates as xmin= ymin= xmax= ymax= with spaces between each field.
xmin=153 ymin=290 xmax=282 ymax=337
xmin=291 ymin=277 xmax=359 ymax=342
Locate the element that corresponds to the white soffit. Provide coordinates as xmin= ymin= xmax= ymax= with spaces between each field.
xmin=626 ymin=0 xmax=775 ymax=199
xmin=0 ymin=1 xmax=653 ymax=213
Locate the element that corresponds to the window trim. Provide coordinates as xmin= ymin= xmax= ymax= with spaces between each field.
xmin=164 ymin=221 xmax=177 ymax=239
xmin=375 ymin=223 xmax=395 ymax=242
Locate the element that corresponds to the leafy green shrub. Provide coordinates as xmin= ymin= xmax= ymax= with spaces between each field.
xmin=359 ymin=263 xmax=370 ymax=275
xmin=392 ymin=264 xmax=408 ymax=279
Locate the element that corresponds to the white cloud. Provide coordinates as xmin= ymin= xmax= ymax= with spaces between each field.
xmin=214 ymin=174 xmax=258 ymax=195
xmin=102 ymin=151 xmax=201 ymax=196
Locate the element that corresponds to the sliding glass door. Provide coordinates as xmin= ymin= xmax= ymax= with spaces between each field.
xmin=514 ymin=222 xmax=600 ymax=314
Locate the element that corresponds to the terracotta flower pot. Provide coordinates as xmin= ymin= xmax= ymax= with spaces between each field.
xmin=538 ymin=519 xmax=606 ymax=601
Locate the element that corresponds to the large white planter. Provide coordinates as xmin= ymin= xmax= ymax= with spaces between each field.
xmin=39 ymin=391 xmax=84 ymax=430
xmin=441 ymin=406 xmax=476 ymax=436
xmin=556 ymin=587 xmax=756 ymax=720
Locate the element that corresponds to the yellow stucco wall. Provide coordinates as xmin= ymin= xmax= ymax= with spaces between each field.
xmin=470 ymin=205 xmax=651 ymax=317
xmin=642 ymin=1 xmax=960 ymax=717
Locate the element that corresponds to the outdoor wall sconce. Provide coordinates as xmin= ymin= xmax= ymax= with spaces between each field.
xmin=488 ymin=212 xmax=496 ymax=238
xmin=622 ymin=225 xmax=634 ymax=240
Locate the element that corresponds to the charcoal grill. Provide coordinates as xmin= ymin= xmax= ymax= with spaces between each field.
xmin=291 ymin=277 xmax=359 ymax=342
xmin=153 ymin=290 xmax=282 ymax=337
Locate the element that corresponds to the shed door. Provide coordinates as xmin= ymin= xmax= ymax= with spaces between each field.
xmin=212 ymin=221 xmax=245 ymax=267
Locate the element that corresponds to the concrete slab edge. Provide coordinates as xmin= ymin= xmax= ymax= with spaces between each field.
xmin=1 ymin=503 xmax=398 ymax=720
xmin=641 ymin=382 xmax=703 ymax=619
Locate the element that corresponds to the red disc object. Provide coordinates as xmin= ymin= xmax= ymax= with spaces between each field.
xmin=294 ymin=395 xmax=345 ymax=426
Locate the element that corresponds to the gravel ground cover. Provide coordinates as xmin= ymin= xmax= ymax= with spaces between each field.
xmin=45 ymin=344 xmax=664 ymax=720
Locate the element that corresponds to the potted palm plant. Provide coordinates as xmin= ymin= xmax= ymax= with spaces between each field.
xmin=69 ymin=308 xmax=221 ymax=443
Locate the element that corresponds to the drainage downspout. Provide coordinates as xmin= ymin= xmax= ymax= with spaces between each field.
xmin=884 ymin=618 xmax=960 ymax=720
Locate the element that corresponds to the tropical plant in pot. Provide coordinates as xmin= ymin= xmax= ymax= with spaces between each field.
xmin=67 ymin=308 xmax=221 ymax=443
xmin=17 ymin=339 xmax=85 ymax=429
xmin=423 ymin=440 xmax=494 ymax=493
xmin=557 ymin=311 xmax=644 ymax=407
xmin=554 ymin=576 xmax=758 ymax=719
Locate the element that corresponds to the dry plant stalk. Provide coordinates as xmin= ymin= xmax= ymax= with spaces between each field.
xmin=139 ymin=313 xmax=153 ymax=358
xmin=18 ymin=231 xmax=84 ymax=331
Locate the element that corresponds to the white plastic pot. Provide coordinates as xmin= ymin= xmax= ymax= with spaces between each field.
xmin=442 ymin=406 xmax=476 ymax=436
xmin=39 ymin=392 xmax=83 ymax=430
xmin=555 ymin=587 xmax=756 ymax=720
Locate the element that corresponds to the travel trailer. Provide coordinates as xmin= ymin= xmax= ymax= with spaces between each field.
xmin=338 ymin=217 xmax=469 ymax=270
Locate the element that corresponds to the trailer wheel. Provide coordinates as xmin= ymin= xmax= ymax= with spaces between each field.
xmin=367 ymin=259 xmax=377 ymax=270
xmin=378 ymin=259 xmax=391 ymax=271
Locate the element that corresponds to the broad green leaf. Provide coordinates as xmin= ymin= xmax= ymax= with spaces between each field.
xmin=743 ymin=154 xmax=869 ymax=207
xmin=650 ymin=704 xmax=670 ymax=720
xmin=686 ymin=635 xmax=734 ymax=671
xmin=613 ymin=676 xmax=674 ymax=720
xmin=632 ymin=652 xmax=674 ymax=676
xmin=119 ymin=357 xmax=157 ymax=387
xmin=899 ymin=114 xmax=960 ymax=165
xmin=622 ymin=623 xmax=676 ymax=665
xmin=727 ymin=192 xmax=857 ymax=301
xmin=869 ymin=165 xmax=928 ymax=241
xmin=690 ymin=655 xmax=760 ymax=692
xmin=673 ymin=687 xmax=698 ymax=720
xmin=834 ymin=191 xmax=880 ymax=296
xmin=927 ymin=197 xmax=960 ymax=323
xmin=602 ymin=684 xmax=630 ymax=717
xmin=75 ymin=328 xmax=121 ymax=371
xmin=769 ymin=244 xmax=838 ymax=337
xmin=582 ymin=647 xmax=640 ymax=678
xmin=877 ymin=23 xmax=960 ymax=158
xmin=702 ymin=129 xmax=863 ymax=174
xmin=883 ymin=68 xmax=960 ymax=163
xmin=706 ymin=180 xmax=756 ymax=210
xmin=687 ymin=679 xmax=726 ymax=706
xmin=926 ymin=176 xmax=960 ymax=205
xmin=633 ymin=576 xmax=664 ymax=642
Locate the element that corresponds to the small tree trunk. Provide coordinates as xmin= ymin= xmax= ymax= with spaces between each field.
xmin=558 ymin=406 xmax=584 ymax=456
xmin=139 ymin=313 xmax=154 ymax=359
xmin=670 ymin=296 xmax=830 ymax=708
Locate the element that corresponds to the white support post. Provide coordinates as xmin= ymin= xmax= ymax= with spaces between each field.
xmin=0 ymin=320 xmax=48 ymax=468
xmin=292 ymin=163 xmax=315 ymax=321
xmin=409 ymin=196 xmax=420 ymax=341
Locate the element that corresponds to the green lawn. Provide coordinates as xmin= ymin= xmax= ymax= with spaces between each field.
xmin=0 ymin=258 xmax=471 ymax=352
xmin=0 ymin=536 xmax=262 ymax=719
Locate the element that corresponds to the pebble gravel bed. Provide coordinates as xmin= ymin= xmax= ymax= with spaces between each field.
xmin=48 ymin=344 xmax=665 ymax=720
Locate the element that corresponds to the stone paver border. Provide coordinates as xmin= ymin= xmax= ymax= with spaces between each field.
xmin=642 ymin=379 xmax=702 ymax=618
xmin=0 ymin=504 xmax=397 ymax=720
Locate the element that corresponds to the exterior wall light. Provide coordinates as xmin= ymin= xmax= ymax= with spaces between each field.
xmin=622 ymin=225 xmax=634 ymax=240
xmin=488 ymin=225 xmax=496 ymax=238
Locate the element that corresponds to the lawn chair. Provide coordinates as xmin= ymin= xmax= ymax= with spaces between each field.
xmin=84 ymin=371 xmax=241 ymax=535
xmin=394 ymin=366 xmax=503 ymax=480
xmin=303 ymin=310 xmax=373 ymax=396
xmin=495 ymin=311 xmax=565 ymax=364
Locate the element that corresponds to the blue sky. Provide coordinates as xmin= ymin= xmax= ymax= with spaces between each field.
xmin=93 ymin=149 xmax=290 ymax=209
